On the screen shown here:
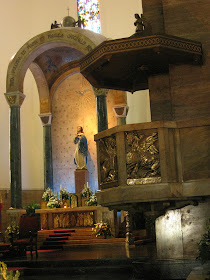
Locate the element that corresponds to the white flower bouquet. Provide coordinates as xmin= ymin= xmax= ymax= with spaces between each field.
xmin=47 ymin=195 xmax=61 ymax=208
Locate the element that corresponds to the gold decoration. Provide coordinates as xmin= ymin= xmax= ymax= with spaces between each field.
xmin=41 ymin=213 xmax=48 ymax=230
xmin=7 ymin=96 xmax=16 ymax=105
xmin=70 ymin=213 xmax=76 ymax=226
xmin=5 ymin=92 xmax=25 ymax=107
xmin=92 ymin=87 xmax=109 ymax=97
xmin=76 ymin=213 xmax=84 ymax=227
xmin=99 ymin=136 xmax=118 ymax=183
xmin=126 ymin=131 xmax=160 ymax=181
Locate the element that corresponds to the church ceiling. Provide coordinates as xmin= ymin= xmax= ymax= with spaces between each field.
xmin=34 ymin=46 xmax=83 ymax=89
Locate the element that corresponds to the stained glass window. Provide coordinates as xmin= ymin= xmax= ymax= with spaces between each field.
xmin=77 ymin=0 xmax=101 ymax=34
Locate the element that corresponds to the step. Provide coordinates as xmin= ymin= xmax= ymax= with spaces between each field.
xmin=40 ymin=245 xmax=63 ymax=250
xmin=53 ymin=229 xmax=75 ymax=233
xmin=64 ymin=238 xmax=125 ymax=245
xmin=68 ymin=235 xmax=98 ymax=240
xmin=43 ymin=241 xmax=66 ymax=246
xmin=49 ymin=233 xmax=71 ymax=237
xmin=46 ymin=237 xmax=69 ymax=241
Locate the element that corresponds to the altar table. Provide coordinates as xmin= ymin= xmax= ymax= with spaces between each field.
xmin=36 ymin=206 xmax=115 ymax=231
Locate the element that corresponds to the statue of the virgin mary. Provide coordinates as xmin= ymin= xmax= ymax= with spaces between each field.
xmin=74 ymin=126 xmax=88 ymax=169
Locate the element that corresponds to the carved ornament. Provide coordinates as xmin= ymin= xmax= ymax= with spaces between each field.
xmin=4 ymin=92 xmax=25 ymax=107
xmin=98 ymin=136 xmax=118 ymax=184
xmin=126 ymin=131 xmax=161 ymax=184
xmin=92 ymin=87 xmax=109 ymax=97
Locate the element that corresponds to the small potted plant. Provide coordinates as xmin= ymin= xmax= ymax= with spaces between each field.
xmin=59 ymin=187 xmax=70 ymax=207
xmin=23 ymin=201 xmax=40 ymax=216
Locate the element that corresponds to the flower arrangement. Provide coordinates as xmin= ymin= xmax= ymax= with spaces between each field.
xmin=197 ymin=219 xmax=210 ymax=263
xmin=87 ymin=194 xmax=97 ymax=206
xmin=60 ymin=187 xmax=69 ymax=200
xmin=47 ymin=195 xmax=61 ymax=208
xmin=93 ymin=222 xmax=111 ymax=238
xmin=5 ymin=225 xmax=19 ymax=243
xmin=42 ymin=188 xmax=52 ymax=202
xmin=81 ymin=183 xmax=92 ymax=198
xmin=0 ymin=261 xmax=20 ymax=280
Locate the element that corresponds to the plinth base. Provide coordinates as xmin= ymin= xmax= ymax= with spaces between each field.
xmin=74 ymin=169 xmax=89 ymax=193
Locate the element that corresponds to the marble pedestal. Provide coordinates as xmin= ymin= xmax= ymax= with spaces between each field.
xmin=74 ymin=169 xmax=89 ymax=193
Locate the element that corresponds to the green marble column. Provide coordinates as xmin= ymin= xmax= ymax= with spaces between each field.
xmin=10 ymin=107 xmax=22 ymax=208
xmin=39 ymin=113 xmax=53 ymax=191
xmin=96 ymin=95 xmax=108 ymax=132
xmin=43 ymin=126 xmax=53 ymax=190
xmin=93 ymin=88 xmax=109 ymax=133
xmin=5 ymin=92 xmax=25 ymax=208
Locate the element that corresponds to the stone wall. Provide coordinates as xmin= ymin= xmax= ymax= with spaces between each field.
xmin=52 ymin=73 xmax=117 ymax=194
xmin=156 ymin=201 xmax=210 ymax=259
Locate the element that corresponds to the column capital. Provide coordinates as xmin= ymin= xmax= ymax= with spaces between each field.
xmin=113 ymin=104 xmax=129 ymax=119
xmin=5 ymin=91 xmax=25 ymax=107
xmin=39 ymin=113 xmax=52 ymax=126
xmin=92 ymin=87 xmax=109 ymax=97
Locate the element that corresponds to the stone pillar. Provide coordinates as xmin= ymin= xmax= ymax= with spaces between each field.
xmin=125 ymin=211 xmax=134 ymax=245
xmin=113 ymin=104 xmax=129 ymax=125
xmin=142 ymin=0 xmax=165 ymax=34
xmin=39 ymin=113 xmax=53 ymax=191
xmin=74 ymin=169 xmax=89 ymax=193
xmin=5 ymin=91 xmax=25 ymax=208
xmin=144 ymin=211 xmax=161 ymax=240
xmin=148 ymin=74 xmax=173 ymax=121
xmin=93 ymin=88 xmax=109 ymax=132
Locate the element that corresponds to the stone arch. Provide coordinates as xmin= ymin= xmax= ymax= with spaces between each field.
xmin=6 ymin=27 xmax=106 ymax=113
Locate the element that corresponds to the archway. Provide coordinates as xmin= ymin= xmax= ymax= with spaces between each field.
xmin=5 ymin=27 xmax=127 ymax=208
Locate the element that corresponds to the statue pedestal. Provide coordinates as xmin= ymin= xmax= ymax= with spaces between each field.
xmin=74 ymin=169 xmax=89 ymax=193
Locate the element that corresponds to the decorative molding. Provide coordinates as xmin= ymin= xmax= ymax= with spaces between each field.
xmin=80 ymin=34 xmax=202 ymax=71
xmin=4 ymin=91 xmax=25 ymax=107
xmin=92 ymin=87 xmax=109 ymax=97
xmin=113 ymin=104 xmax=129 ymax=118
xmin=39 ymin=113 xmax=53 ymax=126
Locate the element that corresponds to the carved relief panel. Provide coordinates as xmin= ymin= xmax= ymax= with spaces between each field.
xmin=98 ymin=136 xmax=118 ymax=184
xmin=52 ymin=211 xmax=95 ymax=228
xmin=125 ymin=131 xmax=161 ymax=184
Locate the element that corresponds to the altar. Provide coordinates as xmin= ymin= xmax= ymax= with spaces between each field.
xmin=36 ymin=206 xmax=116 ymax=232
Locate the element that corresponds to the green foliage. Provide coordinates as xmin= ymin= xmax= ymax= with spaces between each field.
xmin=197 ymin=220 xmax=210 ymax=264
xmin=0 ymin=262 xmax=20 ymax=280
xmin=23 ymin=201 xmax=40 ymax=216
